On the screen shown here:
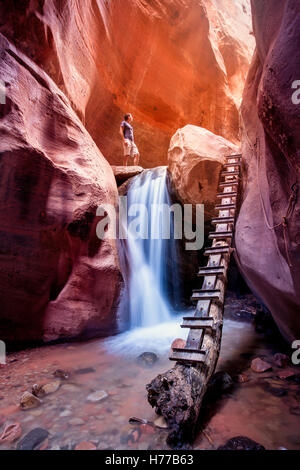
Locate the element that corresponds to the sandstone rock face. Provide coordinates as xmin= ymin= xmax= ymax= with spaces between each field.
xmin=168 ymin=125 xmax=239 ymax=218
xmin=0 ymin=0 xmax=254 ymax=168
xmin=236 ymin=0 xmax=300 ymax=341
xmin=0 ymin=34 xmax=122 ymax=344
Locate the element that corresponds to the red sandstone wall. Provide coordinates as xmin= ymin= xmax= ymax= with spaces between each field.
xmin=0 ymin=0 xmax=254 ymax=168
xmin=236 ymin=0 xmax=300 ymax=341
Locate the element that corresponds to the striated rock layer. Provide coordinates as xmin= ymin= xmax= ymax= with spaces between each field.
xmin=168 ymin=125 xmax=238 ymax=219
xmin=236 ymin=0 xmax=300 ymax=341
xmin=0 ymin=0 xmax=254 ymax=168
xmin=0 ymin=34 xmax=122 ymax=344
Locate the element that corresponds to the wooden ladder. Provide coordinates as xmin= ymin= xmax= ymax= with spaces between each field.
xmin=169 ymin=154 xmax=242 ymax=365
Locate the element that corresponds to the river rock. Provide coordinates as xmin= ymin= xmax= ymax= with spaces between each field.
xmin=154 ymin=416 xmax=168 ymax=429
xmin=87 ymin=391 xmax=108 ymax=403
xmin=137 ymin=352 xmax=159 ymax=368
xmin=69 ymin=418 xmax=85 ymax=426
xmin=171 ymin=339 xmax=186 ymax=350
xmin=218 ymin=436 xmax=265 ymax=451
xmin=53 ymin=370 xmax=69 ymax=380
xmin=32 ymin=384 xmax=46 ymax=399
xmin=20 ymin=392 xmax=42 ymax=410
xmin=0 ymin=423 xmax=22 ymax=444
xmin=75 ymin=442 xmax=97 ymax=451
xmin=17 ymin=428 xmax=49 ymax=450
xmin=42 ymin=381 xmax=61 ymax=395
xmin=251 ymin=358 xmax=272 ymax=373
xmin=236 ymin=374 xmax=250 ymax=384
xmin=209 ymin=371 xmax=234 ymax=394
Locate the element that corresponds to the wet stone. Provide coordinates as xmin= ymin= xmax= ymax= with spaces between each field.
xmin=87 ymin=390 xmax=108 ymax=403
xmin=0 ymin=423 xmax=22 ymax=444
xmin=208 ymin=371 xmax=233 ymax=395
xmin=137 ymin=352 xmax=159 ymax=368
xmin=75 ymin=442 xmax=97 ymax=451
xmin=20 ymin=392 xmax=42 ymax=410
xmin=251 ymin=358 xmax=272 ymax=373
xmin=53 ymin=370 xmax=69 ymax=380
xmin=17 ymin=428 xmax=49 ymax=450
xmin=60 ymin=409 xmax=72 ymax=417
xmin=218 ymin=436 xmax=265 ymax=451
xmin=42 ymin=380 xmax=61 ymax=395
xmin=69 ymin=418 xmax=85 ymax=426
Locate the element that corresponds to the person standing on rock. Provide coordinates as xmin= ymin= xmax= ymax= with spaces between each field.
xmin=120 ymin=113 xmax=140 ymax=167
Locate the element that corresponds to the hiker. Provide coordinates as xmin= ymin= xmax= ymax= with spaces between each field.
xmin=120 ymin=113 xmax=140 ymax=167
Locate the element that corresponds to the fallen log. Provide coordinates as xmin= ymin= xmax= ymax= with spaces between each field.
xmin=146 ymin=264 xmax=226 ymax=447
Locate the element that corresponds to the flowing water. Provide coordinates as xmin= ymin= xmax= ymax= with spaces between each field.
xmin=116 ymin=167 xmax=181 ymax=335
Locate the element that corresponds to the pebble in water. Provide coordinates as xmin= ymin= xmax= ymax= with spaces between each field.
xmin=87 ymin=390 xmax=108 ymax=403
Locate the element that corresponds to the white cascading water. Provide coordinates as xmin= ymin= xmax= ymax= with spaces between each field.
xmin=120 ymin=167 xmax=178 ymax=329
xmin=105 ymin=167 xmax=188 ymax=355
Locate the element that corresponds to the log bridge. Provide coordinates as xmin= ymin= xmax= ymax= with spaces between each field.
xmin=146 ymin=154 xmax=242 ymax=447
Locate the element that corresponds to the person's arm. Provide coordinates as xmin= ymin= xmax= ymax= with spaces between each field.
xmin=120 ymin=124 xmax=125 ymax=141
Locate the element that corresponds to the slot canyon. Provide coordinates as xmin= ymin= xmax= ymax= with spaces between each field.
xmin=0 ymin=0 xmax=299 ymax=453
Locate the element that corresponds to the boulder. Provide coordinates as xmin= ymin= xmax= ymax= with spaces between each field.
xmin=168 ymin=125 xmax=239 ymax=217
xmin=236 ymin=0 xmax=300 ymax=342
xmin=0 ymin=34 xmax=122 ymax=344
xmin=0 ymin=0 xmax=254 ymax=168
xmin=112 ymin=166 xmax=144 ymax=186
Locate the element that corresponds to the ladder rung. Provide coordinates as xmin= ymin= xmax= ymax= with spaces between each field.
xmin=181 ymin=322 xmax=213 ymax=330
xmin=215 ymin=204 xmax=236 ymax=210
xmin=224 ymin=162 xmax=242 ymax=168
xmin=191 ymin=290 xmax=221 ymax=302
xmin=217 ymin=192 xmax=237 ymax=198
xmin=221 ymin=171 xmax=240 ymax=177
xmin=212 ymin=217 xmax=235 ymax=225
xmin=226 ymin=154 xmax=242 ymax=159
xmin=219 ymin=181 xmax=239 ymax=188
xmin=172 ymin=347 xmax=206 ymax=354
xmin=183 ymin=316 xmax=214 ymax=321
xmin=169 ymin=353 xmax=206 ymax=364
xmin=204 ymin=246 xmax=230 ymax=256
xmin=198 ymin=266 xmax=225 ymax=277
xmin=209 ymin=231 xmax=233 ymax=239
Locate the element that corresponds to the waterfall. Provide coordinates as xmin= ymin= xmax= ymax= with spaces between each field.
xmin=119 ymin=167 xmax=180 ymax=330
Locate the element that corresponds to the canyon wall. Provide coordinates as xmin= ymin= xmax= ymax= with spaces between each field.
xmin=0 ymin=34 xmax=122 ymax=345
xmin=0 ymin=0 xmax=254 ymax=168
xmin=236 ymin=0 xmax=300 ymax=341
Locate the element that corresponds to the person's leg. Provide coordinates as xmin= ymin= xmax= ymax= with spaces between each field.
xmin=133 ymin=153 xmax=140 ymax=166
xmin=123 ymin=139 xmax=130 ymax=166
xmin=132 ymin=143 xmax=140 ymax=166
